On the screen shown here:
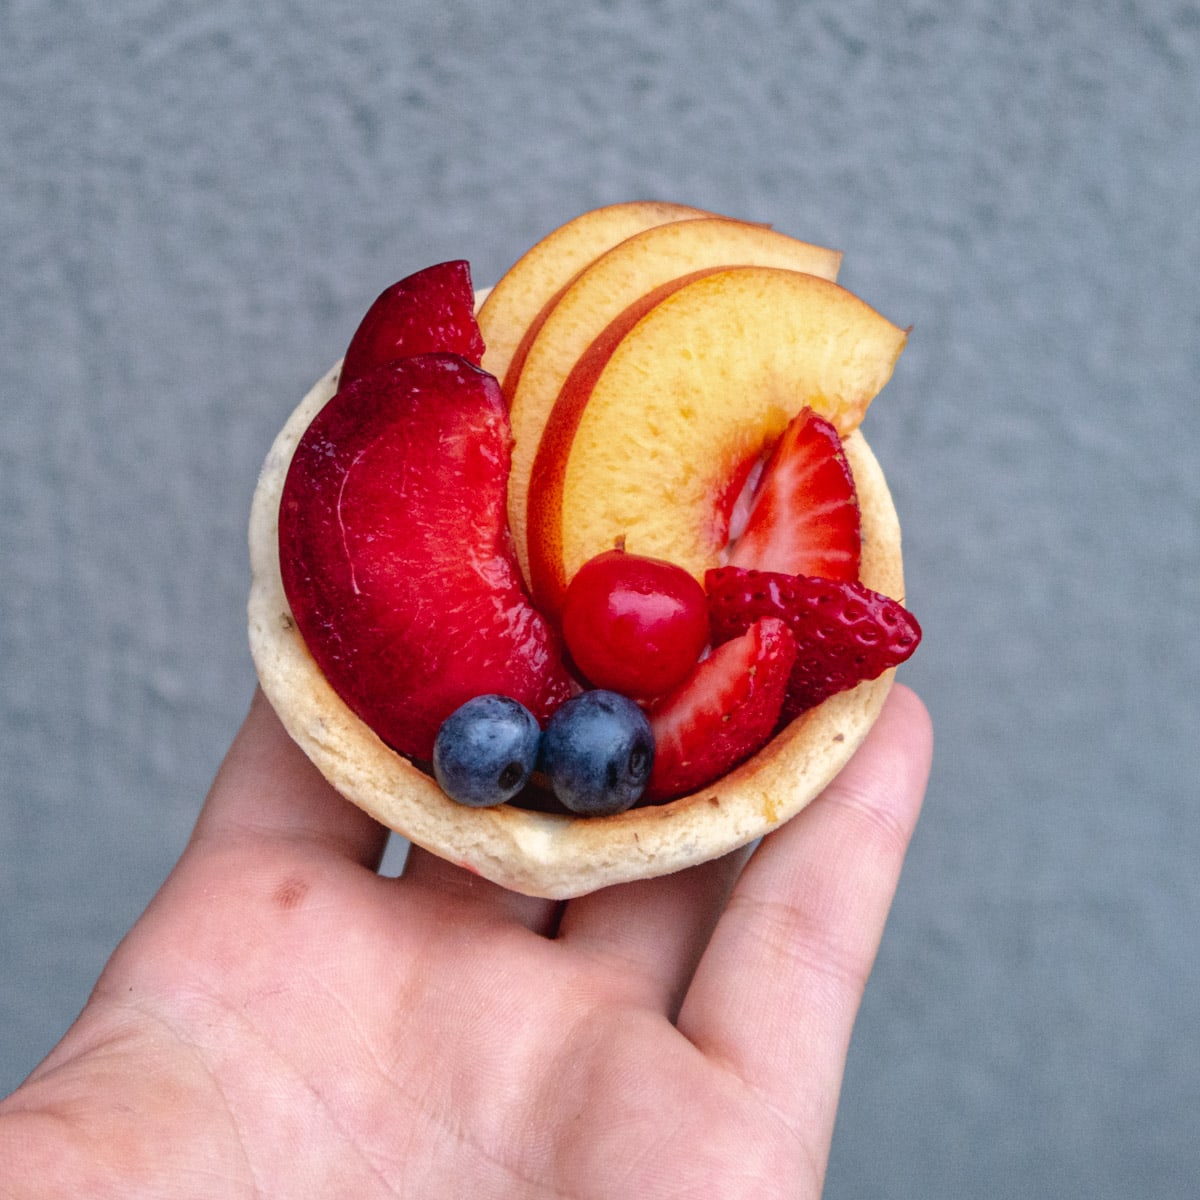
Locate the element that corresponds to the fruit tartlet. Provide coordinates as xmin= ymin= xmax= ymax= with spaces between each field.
xmin=248 ymin=202 xmax=920 ymax=898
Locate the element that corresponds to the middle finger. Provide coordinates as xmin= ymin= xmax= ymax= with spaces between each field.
xmin=398 ymin=843 xmax=564 ymax=937
xmin=555 ymin=846 xmax=752 ymax=1017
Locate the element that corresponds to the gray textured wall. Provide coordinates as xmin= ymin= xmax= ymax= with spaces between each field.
xmin=3 ymin=1 xmax=1198 ymax=1196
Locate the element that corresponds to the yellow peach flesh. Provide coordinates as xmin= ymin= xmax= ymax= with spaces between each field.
xmin=477 ymin=200 xmax=709 ymax=394
xmin=528 ymin=267 xmax=906 ymax=610
xmin=506 ymin=217 xmax=842 ymax=585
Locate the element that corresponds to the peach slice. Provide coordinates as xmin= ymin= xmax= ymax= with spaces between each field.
xmin=526 ymin=267 xmax=907 ymax=616
xmin=505 ymin=216 xmax=842 ymax=584
xmin=476 ymin=200 xmax=709 ymax=397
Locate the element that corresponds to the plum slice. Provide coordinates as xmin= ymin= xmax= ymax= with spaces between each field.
xmin=279 ymin=353 xmax=572 ymax=761
xmin=340 ymin=260 xmax=484 ymax=387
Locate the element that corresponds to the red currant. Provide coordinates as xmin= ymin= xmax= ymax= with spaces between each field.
xmin=561 ymin=548 xmax=709 ymax=698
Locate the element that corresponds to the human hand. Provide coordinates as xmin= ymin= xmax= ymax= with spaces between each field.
xmin=1 ymin=684 xmax=931 ymax=1199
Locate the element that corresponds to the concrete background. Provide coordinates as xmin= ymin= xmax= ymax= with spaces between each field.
xmin=3 ymin=1 xmax=1198 ymax=1195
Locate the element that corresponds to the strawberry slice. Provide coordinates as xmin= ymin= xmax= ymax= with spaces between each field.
xmin=706 ymin=566 xmax=921 ymax=722
xmin=643 ymin=616 xmax=796 ymax=802
xmin=340 ymin=260 xmax=485 ymax=386
xmin=727 ymin=407 xmax=860 ymax=581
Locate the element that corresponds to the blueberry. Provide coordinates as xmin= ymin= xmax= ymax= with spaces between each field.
xmin=432 ymin=695 xmax=541 ymax=808
xmin=539 ymin=690 xmax=655 ymax=817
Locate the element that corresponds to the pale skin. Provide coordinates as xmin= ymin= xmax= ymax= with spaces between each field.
xmin=0 ymin=684 xmax=931 ymax=1199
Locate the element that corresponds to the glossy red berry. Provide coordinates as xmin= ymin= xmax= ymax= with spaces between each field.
xmin=562 ymin=548 xmax=709 ymax=699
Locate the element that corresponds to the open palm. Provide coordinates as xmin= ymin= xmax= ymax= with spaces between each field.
xmin=1 ymin=686 xmax=930 ymax=1199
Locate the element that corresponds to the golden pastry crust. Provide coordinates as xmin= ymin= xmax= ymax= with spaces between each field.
xmin=248 ymin=347 xmax=905 ymax=899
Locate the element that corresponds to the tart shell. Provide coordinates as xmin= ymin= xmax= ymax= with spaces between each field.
xmin=248 ymin=329 xmax=905 ymax=899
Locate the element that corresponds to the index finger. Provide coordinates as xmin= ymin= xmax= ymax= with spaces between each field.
xmin=193 ymin=688 xmax=391 ymax=869
xmin=677 ymin=684 xmax=932 ymax=1137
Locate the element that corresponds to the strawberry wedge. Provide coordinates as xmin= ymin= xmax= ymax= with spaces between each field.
xmin=728 ymin=407 xmax=861 ymax=581
xmin=643 ymin=616 xmax=796 ymax=802
xmin=706 ymin=566 xmax=921 ymax=722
